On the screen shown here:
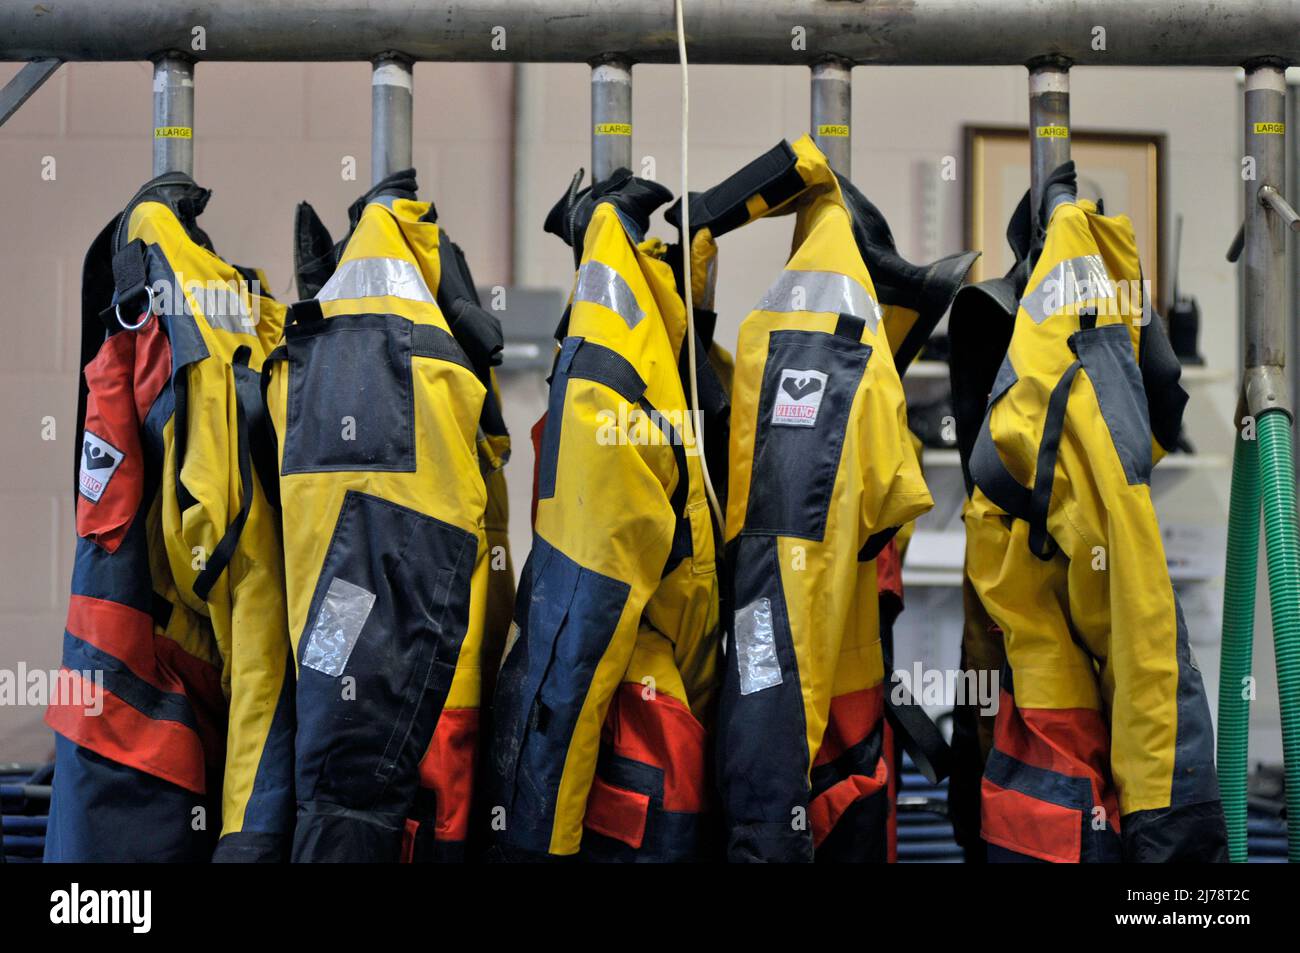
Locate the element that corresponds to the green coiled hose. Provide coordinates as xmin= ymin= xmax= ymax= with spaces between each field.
xmin=1257 ymin=409 xmax=1300 ymax=863
xmin=1217 ymin=427 xmax=1260 ymax=862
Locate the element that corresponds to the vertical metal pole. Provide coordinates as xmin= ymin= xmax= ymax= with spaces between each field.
xmin=1244 ymin=62 xmax=1290 ymax=414
xmin=1242 ymin=60 xmax=1300 ymax=863
xmin=1027 ymin=57 xmax=1070 ymax=219
xmin=591 ymin=58 xmax=632 ymax=182
xmin=811 ymin=58 xmax=852 ymax=178
xmin=1289 ymin=80 xmax=1299 ymax=478
xmin=152 ymin=54 xmax=193 ymax=177
xmin=371 ymin=53 xmax=413 ymax=186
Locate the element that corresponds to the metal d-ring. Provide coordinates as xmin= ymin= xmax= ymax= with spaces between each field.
xmin=115 ymin=285 xmax=155 ymax=331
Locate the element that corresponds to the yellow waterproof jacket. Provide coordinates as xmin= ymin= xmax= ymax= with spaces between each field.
xmin=958 ymin=168 xmax=1227 ymax=862
xmin=266 ymin=188 xmax=496 ymax=862
xmin=677 ymin=137 xmax=934 ymax=862
xmin=490 ymin=171 xmax=720 ymax=860
xmin=290 ymin=174 xmax=515 ymax=861
xmin=46 ymin=173 xmax=293 ymax=862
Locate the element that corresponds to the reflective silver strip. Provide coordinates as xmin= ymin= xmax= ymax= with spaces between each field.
xmin=301 ymin=577 xmax=376 ymax=678
xmin=1019 ymin=254 xmax=1114 ymax=324
xmin=190 ymin=284 xmax=258 ymax=335
xmin=755 ymin=269 xmax=880 ymax=330
xmin=573 ymin=260 xmax=644 ymax=329
xmin=317 ymin=255 xmax=435 ymax=304
xmin=735 ymin=597 xmax=782 ymax=696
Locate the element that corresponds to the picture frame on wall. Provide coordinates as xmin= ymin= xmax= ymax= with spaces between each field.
xmin=963 ymin=125 xmax=1167 ymax=310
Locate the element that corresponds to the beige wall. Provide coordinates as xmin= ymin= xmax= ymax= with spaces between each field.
xmin=0 ymin=60 xmax=514 ymax=759
xmin=0 ymin=60 xmax=1261 ymax=761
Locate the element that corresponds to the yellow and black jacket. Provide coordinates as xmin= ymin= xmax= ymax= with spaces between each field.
xmin=266 ymin=173 xmax=505 ymax=862
xmin=661 ymin=137 xmax=934 ymax=862
xmin=489 ymin=170 xmax=722 ymax=861
xmin=289 ymin=172 xmax=514 ymax=862
xmin=951 ymin=163 xmax=1227 ymax=862
xmin=47 ymin=173 xmax=293 ymax=862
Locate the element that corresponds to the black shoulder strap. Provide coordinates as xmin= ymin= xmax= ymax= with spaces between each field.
xmin=234 ymin=353 xmax=281 ymax=515
xmin=664 ymin=140 xmax=803 ymax=239
xmin=884 ymin=680 xmax=953 ymax=785
xmin=969 ymin=360 xmax=1081 ymax=561
xmin=259 ymin=345 xmax=287 ymax=508
xmin=1026 ymin=361 xmax=1081 ymax=560
xmin=192 ymin=346 xmax=256 ymax=602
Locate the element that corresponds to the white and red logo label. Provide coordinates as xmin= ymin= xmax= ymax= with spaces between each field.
xmin=79 ymin=432 xmax=124 ymax=503
xmin=772 ymin=368 xmax=827 ymax=428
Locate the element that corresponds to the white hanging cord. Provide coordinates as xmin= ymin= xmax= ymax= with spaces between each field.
xmin=675 ymin=0 xmax=725 ymax=532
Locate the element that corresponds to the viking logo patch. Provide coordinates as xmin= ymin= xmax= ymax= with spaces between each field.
xmin=772 ymin=368 xmax=827 ymax=427
xmin=79 ymin=432 xmax=124 ymax=503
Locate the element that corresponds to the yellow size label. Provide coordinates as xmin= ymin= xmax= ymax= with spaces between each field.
xmin=817 ymin=124 xmax=850 ymax=138
xmin=1254 ymin=122 xmax=1286 ymax=135
xmin=1036 ymin=125 xmax=1069 ymax=139
xmin=154 ymin=126 xmax=192 ymax=139
xmin=594 ymin=123 xmax=632 ymax=136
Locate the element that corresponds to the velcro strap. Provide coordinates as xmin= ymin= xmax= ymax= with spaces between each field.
xmin=99 ymin=238 xmax=151 ymax=328
xmin=566 ymin=338 xmax=648 ymax=403
xmin=665 ymin=140 xmax=803 ymax=238
xmin=835 ymin=312 xmax=866 ymax=342
xmin=884 ymin=681 xmax=952 ymax=785
xmin=288 ymin=299 xmax=323 ymax=325
xmin=412 ymin=324 xmax=473 ymax=372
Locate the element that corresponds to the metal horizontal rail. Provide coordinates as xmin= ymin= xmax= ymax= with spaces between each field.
xmin=1 ymin=0 xmax=1297 ymax=66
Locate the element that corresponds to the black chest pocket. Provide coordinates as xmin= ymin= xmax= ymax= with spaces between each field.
xmin=281 ymin=313 xmax=417 ymax=474
xmin=743 ymin=328 xmax=872 ymax=541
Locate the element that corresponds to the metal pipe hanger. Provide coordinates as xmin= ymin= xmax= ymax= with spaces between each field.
xmin=2 ymin=0 xmax=1299 ymax=66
